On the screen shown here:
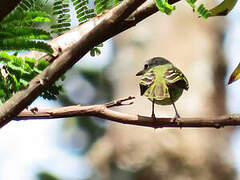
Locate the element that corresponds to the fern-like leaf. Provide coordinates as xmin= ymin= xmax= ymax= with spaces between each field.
xmin=0 ymin=39 xmax=53 ymax=54
xmin=2 ymin=11 xmax=51 ymax=26
xmin=154 ymin=0 xmax=175 ymax=15
xmin=0 ymin=26 xmax=51 ymax=40
xmin=51 ymin=0 xmax=71 ymax=35
xmin=95 ymin=0 xmax=119 ymax=14
xmin=0 ymin=1 xmax=53 ymax=53
xmin=72 ymin=0 xmax=96 ymax=24
xmin=0 ymin=51 xmax=63 ymax=104
xmin=197 ymin=4 xmax=211 ymax=19
xmin=185 ymin=0 xmax=197 ymax=9
xmin=17 ymin=0 xmax=50 ymax=12
xmin=90 ymin=43 xmax=103 ymax=56
xmin=185 ymin=0 xmax=211 ymax=19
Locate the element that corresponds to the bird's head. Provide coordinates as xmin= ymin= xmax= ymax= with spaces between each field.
xmin=136 ymin=57 xmax=171 ymax=76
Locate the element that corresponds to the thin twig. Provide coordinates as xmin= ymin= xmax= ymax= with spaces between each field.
xmin=105 ymin=96 xmax=135 ymax=108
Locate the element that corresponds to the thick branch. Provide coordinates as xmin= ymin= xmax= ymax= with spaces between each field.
xmin=0 ymin=0 xmax=22 ymax=21
xmin=15 ymin=97 xmax=240 ymax=129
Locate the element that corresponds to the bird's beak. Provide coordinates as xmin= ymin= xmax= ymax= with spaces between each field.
xmin=228 ymin=63 xmax=240 ymax=84
xmin=136 ymin=70 xmax=143 ymax=76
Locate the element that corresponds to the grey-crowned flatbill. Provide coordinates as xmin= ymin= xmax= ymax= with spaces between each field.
xmin=136 ymin=57 xmax=189 ymax=121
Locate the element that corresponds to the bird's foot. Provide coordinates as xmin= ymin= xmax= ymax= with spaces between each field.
xmin=152 ymin=113 xmax=157 ymax=122
xmin=171 ymin=114 xmax=182 ymax=127
xmin=152 ymin=113 xmax=159 ymax=129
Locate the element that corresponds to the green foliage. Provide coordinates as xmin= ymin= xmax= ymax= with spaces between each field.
xmin=17 ymin=0 xmax=50 ymax=11
xmin=0 ymin=26 xmax=51 ymax=39
xmin=197 ymin=4 xmax=211 ymax=19
xmin=0 ymin=0 xmax=53 ymax=53
xmin=72 ymin=0 xmax=96 ymax=24
xmin=50 ymin=0 xmax=123 ymax=55
xmin=185 ymin=0 xmax=197 ymax=9
xmin=51 ymin=0 xmax=71 ymax=35
xmin=0 ymin=51 xmax=63 ymax=104
xmin=153 ymin=0 xmax=218 ymax=19
xmin=70 ymin=0 xmax=105 ymax=55
xmin=1 ymin=11 xmax=51 ymax=25
xmin=90 ymin=43 xmax=103 ymax=56
xmin=154 ymin=0 xmax=175 ymax=15
xmin=0 ymin=39 xmax=53 ymax=54
xmin=95 ymin=0 xmax=119 ymax=14
xmin=37 ymin=171 xmax=60 ymax=180
xmin=184 ymin=0 xmax=211 ymax=19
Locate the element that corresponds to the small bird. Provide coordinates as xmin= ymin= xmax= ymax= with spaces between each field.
xmin=136 ymin=57 xmax=189 ymax=121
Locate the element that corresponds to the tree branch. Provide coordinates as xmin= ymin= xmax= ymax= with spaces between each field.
xmin=0 ymin=0 xmax=182 ymax=128
xmin=15 ymin=96 xmax=240 ymax=129
xmin=0 ymin=0 xmax=22 ymax=21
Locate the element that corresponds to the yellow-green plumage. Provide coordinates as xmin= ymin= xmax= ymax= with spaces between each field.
xmin=140 ymin=64 xmax=187 ymax=105
xmin=136 ymin=57 xmax=188 ymax=118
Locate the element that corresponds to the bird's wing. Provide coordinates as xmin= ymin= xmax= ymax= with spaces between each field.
xmin=139 ymin=71 xmax=154 ymax=96
xmin=139 ymin=70 xmax=169 ymax=100
xmin=164 ymin=67 xmax=189 ymax=90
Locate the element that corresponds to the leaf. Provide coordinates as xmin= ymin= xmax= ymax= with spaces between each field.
xmin=72 ymin=0 xmax=96 ymax=24
xmin=154 ymin=0 xmax=175 ymax=15
xmin=17 ymin=0 xmax=50 ymax=12
xmin=228 ymin=63 xmax=240 ymax=84
xmin=0 ymin=39 xmax=53 ymax=54
xmin=197 ymin=4 xmax=211 ymax=19
xmin=0 ymin=26 xmax=52 ymax=40
xmin=51 ymin=0 xmax=71 ymax=35
xmin=185 ymin=0 xmax=197 ymax=9
xmin=95 ymin=0 xmax=119 ymax=14
xmin=2 ymin=11 xmax=51 ymax=25
xmin=0 ymin=52 xmax=63 ymax=104
xmin=0 ymin=10 xmax=53 ymax=53
xmin=210 ymin=0 xmax=238 ymax=17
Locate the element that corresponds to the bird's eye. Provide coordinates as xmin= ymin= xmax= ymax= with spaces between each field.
xmin=144 ymin=64 xmax=148 ymax=69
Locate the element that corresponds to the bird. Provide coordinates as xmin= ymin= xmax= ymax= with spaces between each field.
xmin=136 ymin=57 xmax=189 ymax=121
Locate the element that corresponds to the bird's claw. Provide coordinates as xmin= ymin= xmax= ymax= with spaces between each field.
xmin=171 ymin=114 xmax=182 ymax=127
xmin=152 ymin=113 xmax=157 ymax=122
